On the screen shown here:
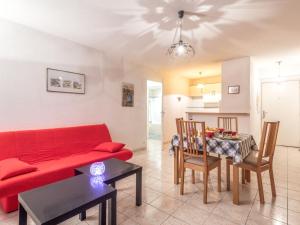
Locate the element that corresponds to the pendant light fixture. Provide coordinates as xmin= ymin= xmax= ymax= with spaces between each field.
xmin=276 ymin=60 xmax=282 ymax=85
xmin=167 ymin=10 xmax=195 ymax=58
xmin=277 ymin=61 xmax=282 ymax=78
xmin=196 ymin=72 xmax=205 ymax=89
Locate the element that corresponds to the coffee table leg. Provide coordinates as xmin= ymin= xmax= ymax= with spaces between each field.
xmin=79 ymin=211 xmax=86 ymax=221
xmin=99 ymin=202 xmax=106 ymax=225
xmin=108 ymin=193 xmax=117 ymax=225
xmin=19 ymin=204 xmax=27 ymax=225
xmin=111 ymin=181 xmax=116 ymax=188
xmin=136 ymin=169 xmax=142 ymax=206
xmin=107 ymin=181 xmax=116 ymax=225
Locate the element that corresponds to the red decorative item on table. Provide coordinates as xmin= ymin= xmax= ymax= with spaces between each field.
xmin=231 ymin=131 xmax=237 ymax=136
xmin=205 ymin=131 xmax=215 ymax=138
xmin=217 ymin=128 xmax=224 ymax=133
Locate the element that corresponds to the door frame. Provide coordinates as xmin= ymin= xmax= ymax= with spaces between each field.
xmin=260 ymin=75 xmax=300 ymax=148
xmin=146 ymin=80 xmax=164 ymax=144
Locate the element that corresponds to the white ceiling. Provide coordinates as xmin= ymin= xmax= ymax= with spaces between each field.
xmin=0 ymin=0 xmax=300 ymax=76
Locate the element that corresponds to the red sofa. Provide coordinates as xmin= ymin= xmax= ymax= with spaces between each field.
xmin=0 ymin=124 xmax=133 ymax=213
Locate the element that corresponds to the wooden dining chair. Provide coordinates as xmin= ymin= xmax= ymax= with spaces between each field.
xmin=178 ymin=120 xmax=221 ymax=203
xmin=218 ymin=117 xmax=238 ymax=132
xmin=175 ymin=117 xmax=197 ymax=184
xmin=174 ymin=117 xmax=184 ymax=184
xmin=176 ymin=117 xmax=183 ymax=134
xmin=229 ymin=121 xmax=280 ymax=204
xmin=218 ymin=117 xmax=242 ymax=189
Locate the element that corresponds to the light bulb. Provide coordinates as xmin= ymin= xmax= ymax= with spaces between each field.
xmin=176 ymin=45 xmax=186 ymax=56
xmin=90 ymin=162 xmax=105 ymax=176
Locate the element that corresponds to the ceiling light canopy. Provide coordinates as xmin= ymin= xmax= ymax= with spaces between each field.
xmin=167 ymin=10 xmax=195 ymax=58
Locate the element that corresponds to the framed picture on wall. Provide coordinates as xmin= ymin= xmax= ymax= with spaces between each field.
xmin=228 ymin=85 xmax=240 ymax=94
xmin=122 ymin=83 xmax=134 ymax=107
xmin=47 ymin=68 xmax=85 ymax=94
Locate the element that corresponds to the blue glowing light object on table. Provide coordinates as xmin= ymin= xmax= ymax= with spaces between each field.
xmin=90 ymin=162 xmax=105 ymax=176
xmin=90 ymin=176 xmax=104 ymax=188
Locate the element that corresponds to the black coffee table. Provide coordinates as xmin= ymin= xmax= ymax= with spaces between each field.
xmin=18 ymin=175 xmax=116 ymax=225
xmin=75 ymin=158 xmax=142 ymax=222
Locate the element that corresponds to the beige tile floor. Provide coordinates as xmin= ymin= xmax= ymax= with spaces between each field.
xmin=1 ymin=140 xmax=300 ymax=225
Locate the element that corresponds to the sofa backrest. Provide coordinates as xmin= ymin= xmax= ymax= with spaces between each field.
xmin=0 ymin=124 xmax=112 ymax=164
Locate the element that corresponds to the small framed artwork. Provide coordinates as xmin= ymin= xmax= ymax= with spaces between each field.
xmin=228 ymin=85 xmax=240 ymax=94
xmin=122 ymin=83 xmax=134 ymax=107
xmin=47 ymin=68 xmax=85 ymax=94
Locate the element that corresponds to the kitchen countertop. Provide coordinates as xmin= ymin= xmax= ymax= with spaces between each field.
xmin=186 ymin=112 xmax=250 ymax=116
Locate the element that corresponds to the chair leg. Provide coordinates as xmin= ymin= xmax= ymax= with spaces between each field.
xmin=233 ymin=165 xmax=239 ymax=205
xmin=192 ymin=170 xmax=195 ymax=184
xmin=203 ymin=170 xmax=209 ymax=204
xmin=180 ymin=165 xmax=185 ymax=195
xmin=269 ymin=166 xmax=276 ymax=197
xmin=226 ymin=159 xmax=231 ymax=191
xmin=242 ymin=169 xmax=246 ymax=184
xmin=174 ymin=147 xmax=179 ymax=185
xmin=217 ymin=161 xmax=221 ymax=192
xmin=245 ymin=170 xmax=251 ymax=183
xmin=257 ymin=171 xmax=265 ymax=204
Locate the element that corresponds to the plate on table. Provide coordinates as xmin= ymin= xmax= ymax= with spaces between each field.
xmin=217 ymin=135 xmax=241 ymax=141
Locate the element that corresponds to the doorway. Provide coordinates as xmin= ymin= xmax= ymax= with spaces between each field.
xmin=147 ymin=80 xmax=163 ymax=143
xmin=261 ymin=79 xmax=300 ymax=148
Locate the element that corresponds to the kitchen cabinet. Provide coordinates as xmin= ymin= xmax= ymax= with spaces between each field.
xmin=189 ymin=83 xmax=221 ymax=97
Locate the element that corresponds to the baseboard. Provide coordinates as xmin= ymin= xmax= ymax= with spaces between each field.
xmin=132 ymin=147 xmax=146 ymax=152
xmin=131 ymin=141 xmax=169 ymax=152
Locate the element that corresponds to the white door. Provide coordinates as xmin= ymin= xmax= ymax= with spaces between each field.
xmin=261 ymin=80 xmax=300 ymax=147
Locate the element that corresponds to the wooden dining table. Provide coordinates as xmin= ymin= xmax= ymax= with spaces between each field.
xmin=170 ymin=133 xmax=258 ymax=204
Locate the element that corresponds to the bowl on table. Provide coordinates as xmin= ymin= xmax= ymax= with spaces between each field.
xmin=223 ymin=130 xmax=232 ymax=136
xmin=217 ymin=128 xmax=225 ymax=133
xmin=205 ymin=131 xmax=215 ymax=138
xmin=231 ymin=131 xmax=237 ymax=136
xmin=220 ymin=130 xmax=240 ymax=140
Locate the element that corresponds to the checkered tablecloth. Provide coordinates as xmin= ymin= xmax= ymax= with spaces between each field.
xmin=170 ymin=134 xmax=258 ymax=164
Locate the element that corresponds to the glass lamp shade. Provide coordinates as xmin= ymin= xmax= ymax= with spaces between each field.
xmin=90 ymin=162 xmax=105 ymax=176
xmin=167 ymin=40 xmax=195 ymax=58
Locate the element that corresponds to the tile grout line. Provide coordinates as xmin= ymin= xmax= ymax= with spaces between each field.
xmin=159 ymin=214 xmax=171 ymax=225
xmin=244 ymin=189 xmax=259 ymax=225
xmin=201 ymin=184 xmax=232 ymax=225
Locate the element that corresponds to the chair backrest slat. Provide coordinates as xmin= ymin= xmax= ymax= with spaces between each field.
xmin=176 ymin=117 xmax=183 ymax=134
xmin=257 ymin=121 xmax=280 ymax=165
xmin=217 ymin=117 xmax=238 ymax=132
xmin=178 ymin=120 xmax=207 ymax=164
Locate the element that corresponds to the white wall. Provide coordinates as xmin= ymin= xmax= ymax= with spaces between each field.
xmin=249 ymin=59 xmax=262 ymax=141
xmin=220 ymin=57 xmax=251 ymax=113
xmin=0 ymin=19 xmax=161 ymax=150
xmin=163 ymin=95 xmax=190 ymax=143
xmin=162 ymin=74 xmax=191 ymax=143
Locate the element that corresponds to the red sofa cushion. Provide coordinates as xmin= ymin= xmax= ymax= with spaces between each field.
xmin=0 ymin=149 xmax=133 ymax=199
xmin=0 ymin=124 xmax=112 ymax=164
xmin=94 ymin=142 xmax=125 ymax=153
xmin=0 ymin=158 xmax=37 ymax=180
